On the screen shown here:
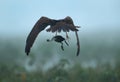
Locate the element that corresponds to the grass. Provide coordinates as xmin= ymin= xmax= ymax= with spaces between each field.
xmin=0 ymin=60 xmax=120 ymax=82
xmin=0 ymin=36 xmax=120 ymax=82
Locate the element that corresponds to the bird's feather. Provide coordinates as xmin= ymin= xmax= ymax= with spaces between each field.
xmin=75 ymin=31 xmax=80 ymax=56
xmin=46 ymin=22 xmax=78 ymax=32
xmin=25 ymin=17 xmax=51 ymax=55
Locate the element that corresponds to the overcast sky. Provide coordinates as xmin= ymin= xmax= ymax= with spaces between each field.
xmin=0 ymin=0 xmax=120 ymax=37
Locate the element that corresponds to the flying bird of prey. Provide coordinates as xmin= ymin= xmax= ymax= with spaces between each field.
xmin=25 ymin=16 xmax=80 ymax=56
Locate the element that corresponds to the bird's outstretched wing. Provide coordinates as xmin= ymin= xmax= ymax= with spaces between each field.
xmin=46 ymin=22 xmax=79 ymax=32
xmin=46 ymin=16 xmax=79 ymax=32
xmin=25 ymin=16 xmax=51 ymax=55
xmin=75 ymin=31 xmax=80 ymax=56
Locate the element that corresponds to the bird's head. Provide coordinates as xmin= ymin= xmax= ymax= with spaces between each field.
xmin=64 ymin=16 xmax=74 ymax=25
xmin=46 ymin=39 xmax=50 ymax=42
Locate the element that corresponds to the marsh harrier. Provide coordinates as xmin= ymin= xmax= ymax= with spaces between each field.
xmin=25 ymin=16 xmax=80 ymax=56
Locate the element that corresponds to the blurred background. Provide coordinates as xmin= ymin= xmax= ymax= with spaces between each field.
xmin=0 ymin=0 xmax=120 ymax=82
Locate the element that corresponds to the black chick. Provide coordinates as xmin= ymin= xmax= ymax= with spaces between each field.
xmin=47 ymin=35 xmax=69 ymax=51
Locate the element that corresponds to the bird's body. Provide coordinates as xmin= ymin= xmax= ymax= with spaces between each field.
xmin=54 ymin=35 xmax=65 ymax=42
xmin=25 ymin=16 xmax=80 ymax=56
xmin=47 ymin=35 xmax=65 ymax=42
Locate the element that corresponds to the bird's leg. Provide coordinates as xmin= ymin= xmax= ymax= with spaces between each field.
xmin=65 ymin=32 xmax=70 ymax=42
xmin=66 ymin=32 xmax=69 ymax=39
xmin=55 ymin=31 xmax=57 ymax=36
xmin=64 ymin=40 xmax=69 ymax=46
xmin=60 ymin=42 xmax=64 ymax=51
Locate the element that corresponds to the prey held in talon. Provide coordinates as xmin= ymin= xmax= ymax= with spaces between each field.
xmin=25 ymin=16 xmax=80 ymax=56
xmin=47 ymin=35 xmax=69 ymax=51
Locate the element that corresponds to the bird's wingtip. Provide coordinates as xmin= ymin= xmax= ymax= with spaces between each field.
xmin=25 ymin=46 xmax=30 ymax=56
xmin=25 ymin=51 xmax=29 ymax=56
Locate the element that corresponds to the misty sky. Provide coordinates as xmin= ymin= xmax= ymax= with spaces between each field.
xmin=0 ymin=0 xmax=120 ymax=37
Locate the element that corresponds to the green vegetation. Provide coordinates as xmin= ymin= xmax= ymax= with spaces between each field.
xmin=0 ymin=36 xmax=120 ymax=82
xmin=0 ymin=60 xmax=120 ymax=82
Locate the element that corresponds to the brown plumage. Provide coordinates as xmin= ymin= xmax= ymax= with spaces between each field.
xmin=25 ymin=16 xmax=80 ymax=56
